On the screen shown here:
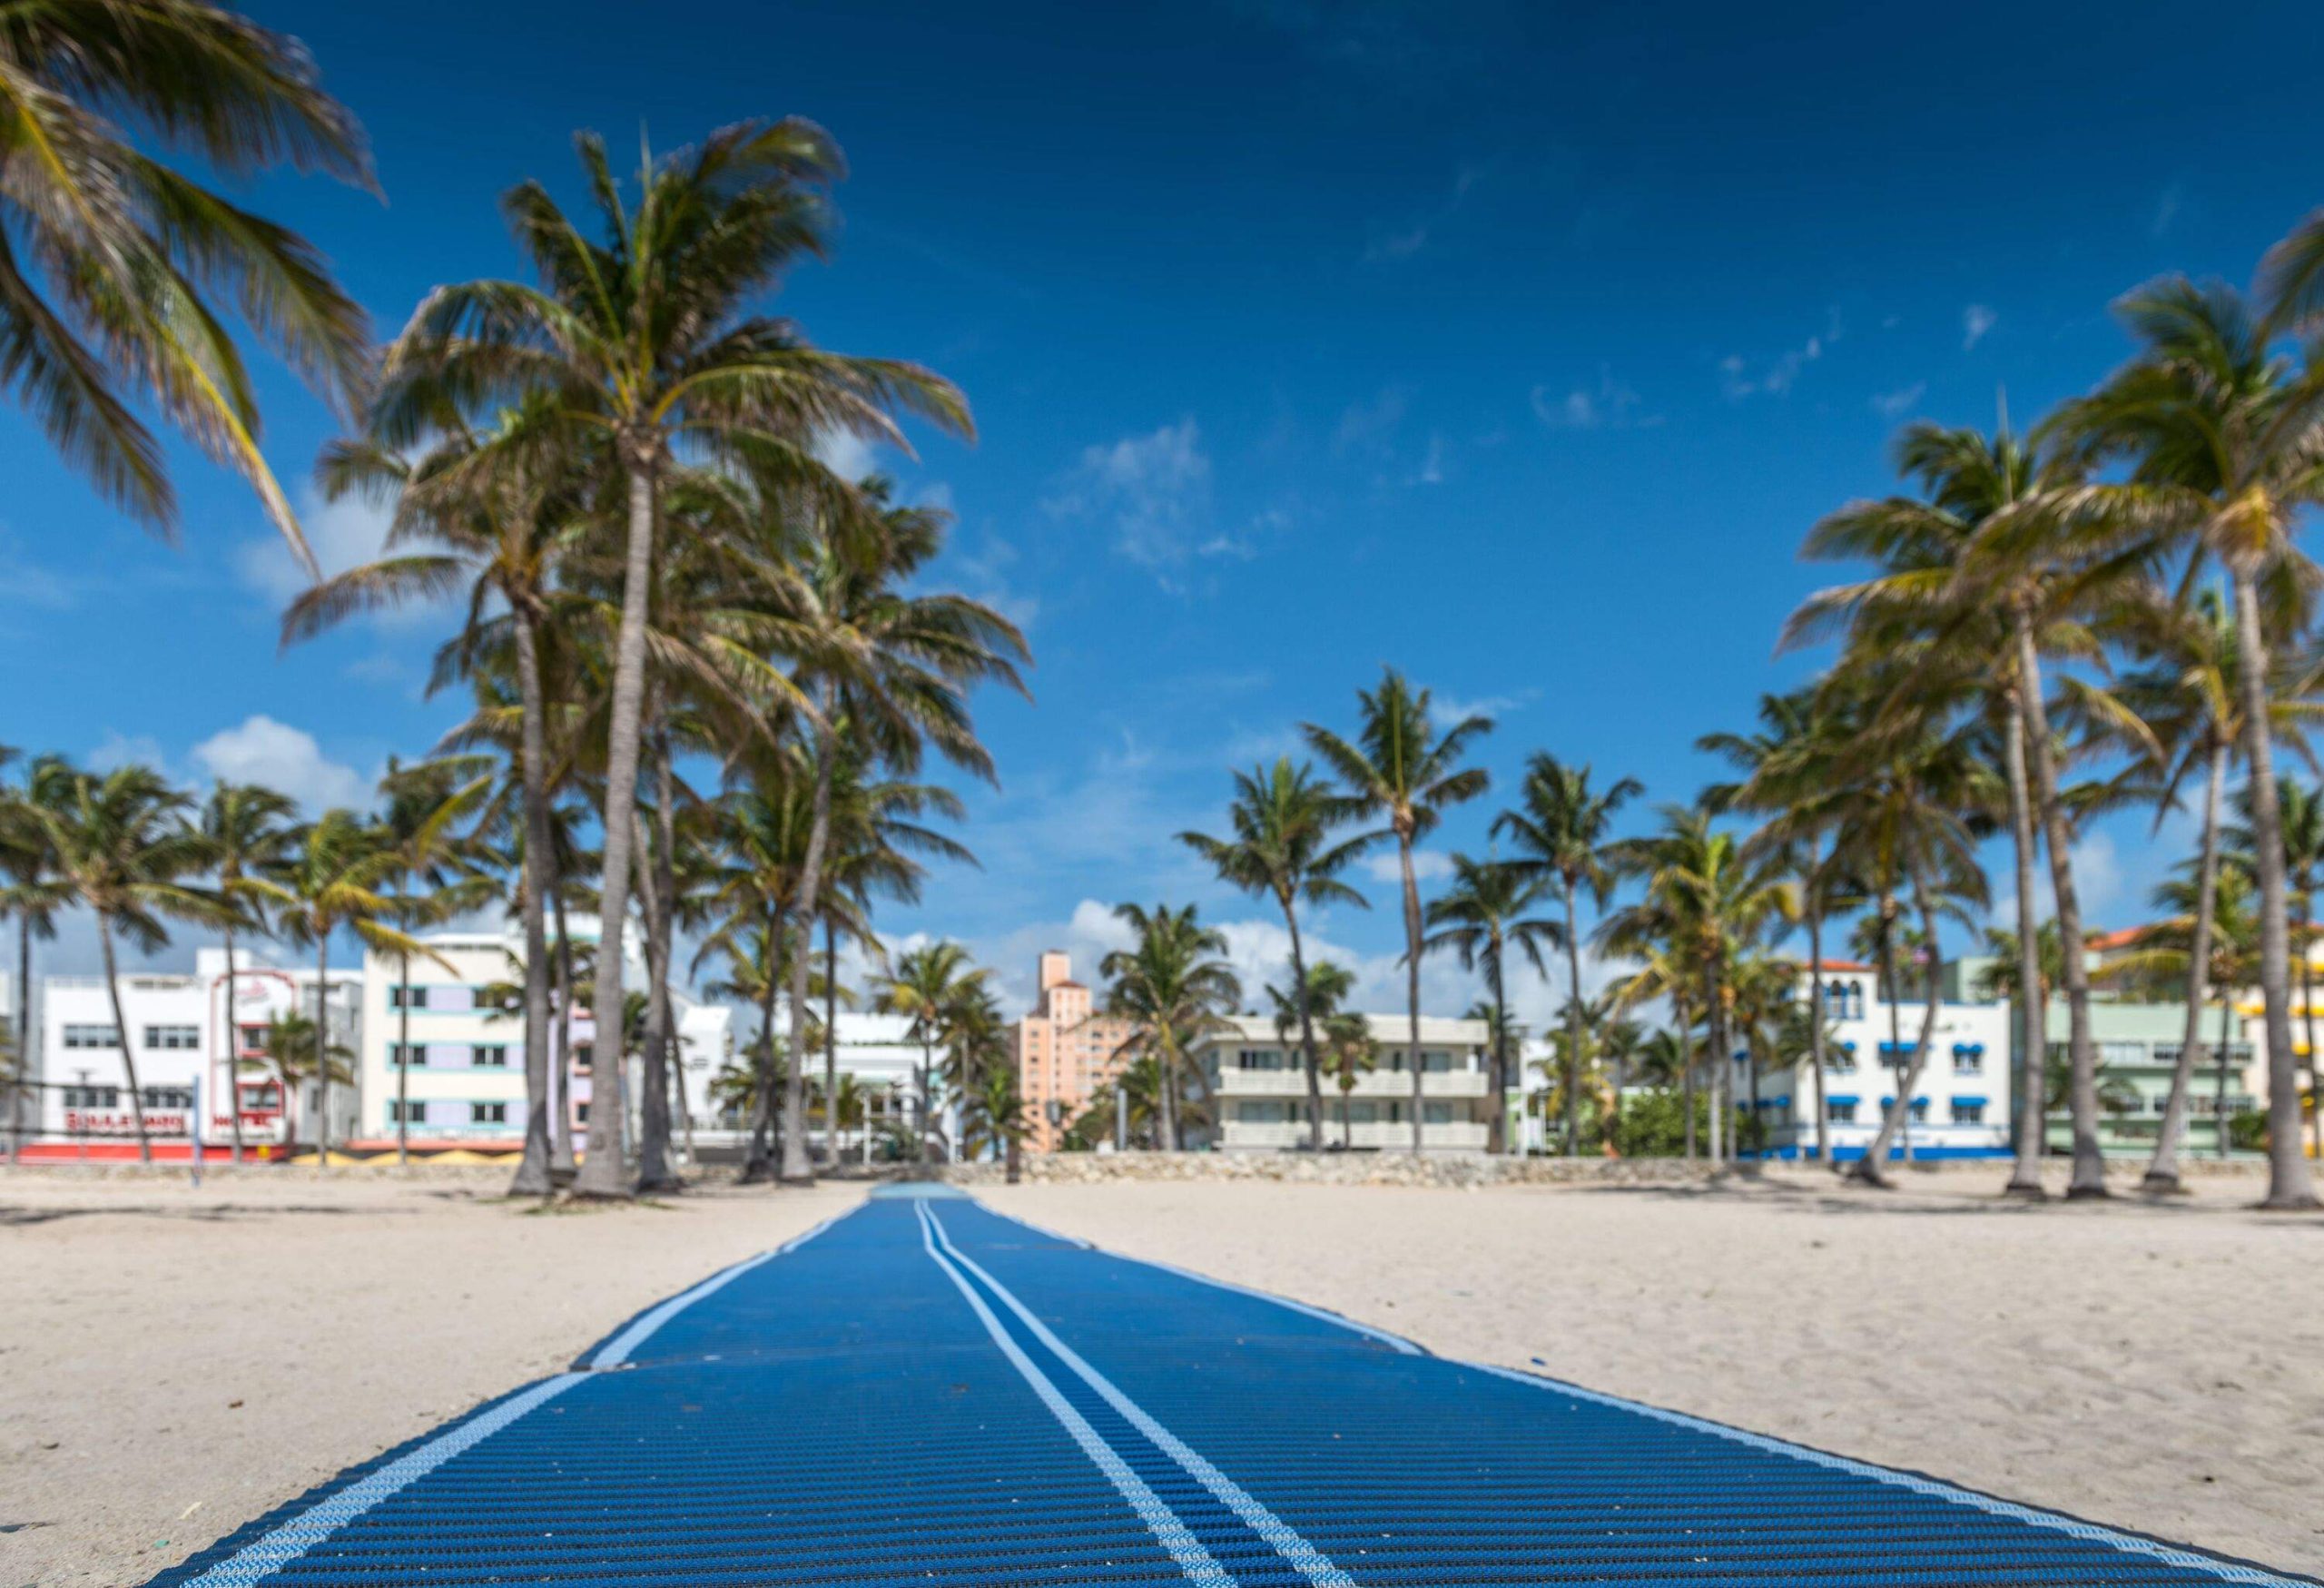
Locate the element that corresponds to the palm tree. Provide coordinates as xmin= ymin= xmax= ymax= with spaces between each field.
xmin=2276 ymin=779 xmax=2324 ymax=1166
xmin=1265 ymin=961 xmax=1366 ymax=1145
xmin=1422 ymin=853 xmax=1559 ymax=1152
xmin=285 ymin=398 xmax=591 ymax=1197
xmin=2112 ymin=589 xmax=2322 ymax=1190
xmin=1594 ymin=1013 xmax=1643 ymax=1151
xmin=1605 ymin=806 xmax=1795 ymax=1169
xmin=1702 ymin=689 xmax=1864 ymax=1168
xmin=369 ymin=124 xmax=973 ymax=1198
xmin=2100 ymin=859 xmax=2264 ymax=1165
xmin=758 ymin=485 xmax=1026 ymax=1184
xmin=1787 ymin=418 xmax=2155 ymax=1198
xmin=372 ymin=760 xmax=493 ymax=1166
xmin=251 ymin=810 xmax=444 ymax=1166
xmin=872 ymin=942 xmax=986 ymax=1163
xmin=2060 ymin=277 xmax=2324 ymax=1208
xmin=697 ymin=919 xmax=818 ymax=1166
xmin=1179 ymin=758 xmax=1369 ymax=1151
xmin=0 ymin=755 xmax=71 ymax=1164
xmin=241 ymin=1012 xmax=352 ymax=1157
xmin=1100 ymin=903 xmax=1240 ymax=1150
xmin=198 ymin=781 xmax=297 ymax=1163
xmin=1495 ymin=755 xmax=1640 ymax=1156
xmin=964 ymin=1062 xmax=1029 ymax=1183
xmin=1305 ymin=669 xmax=1492 ymax=1153
xmin=1316 ymin=1014 xmax=1379 ymax=1149
xmin=0 ymin=1 xmax=373 ymax=565
xmin=31 ymin=763 xmax=224 ymax=1161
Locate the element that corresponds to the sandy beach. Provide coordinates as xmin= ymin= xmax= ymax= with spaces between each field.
xmin=5 ymin=1166 xmax=2321 ymax=1585
xmin=986 ymin=1170 xmax=2324 ymax=1573
xmin=1 ymin=1171 xmax=856 ymax=1587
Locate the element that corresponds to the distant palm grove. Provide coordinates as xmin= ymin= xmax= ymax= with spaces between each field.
xmin=2 ymin=5 xmax=2322 ymax=1208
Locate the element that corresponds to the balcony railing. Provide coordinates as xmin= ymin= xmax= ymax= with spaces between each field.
xmin=1215 ymin=1068 xmax=1489 ymax=1099
xmin=1218 ymin=1119 xmax=1490 ymax=1151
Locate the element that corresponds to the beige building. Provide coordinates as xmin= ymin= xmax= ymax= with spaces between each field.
xmin=1011 ymin=951 xmax=1136 ymax=1152
xmin=1191 ymin=1012 xmax=1496 ymax=1152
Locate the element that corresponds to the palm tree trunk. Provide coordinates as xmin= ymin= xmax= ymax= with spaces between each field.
xmin=2002 ymin=694 xmax=2047 ymax=1197
xmin=1489 ymin=943 xmax=1510 ymax=1156
xmin=98 ymin=920 xmax=151 ymax=1163
xmin=634 ymin=797 xmax=678 ymax=1193
xmin=1855 ymin=879 xmax=1947 ymax=1178
xmin=572 ymin=455 xmax=659 ymax=1198
xmin=1399 ymin=835 xmax=1425 ymax=1155
xmin=741 ymin=913 xmax=780 ymax=1184
xmin=10 ymin=910 xmax=31 ymax=1164
xmin=1157 ymin=1030 xmax=1180 ymax=1151
xmin=394 ymin=943 xmax=410 ymax=1167
xmin=823 ymin=917 xmax=839 ymax=1167
xmin=779 ymin=717 xmax=836 ymax=1185
xmin=1561 ymin=889 xmax=1585 ymax=1158
xmin=508 ymin=606 xmax=557 ymax=1198
xmin=220 ymin=927 xmax=245 ymax=1165
xmin=2013 ymin=615 xmax=2106 ymax=1198
xmin=918 ymin=1036 xmax=935 ymax=1161
xmin=1703 ymin=961 xmax=1727 ymax=1168
xmin=550 ymin=884 xmax=576 ymax=1181
xmin=1678 ymin=991 xmax=1697 ymax=1161
xmin=1281 ymin=894 xmax=1325 ymax=1152
xmin=2232 ymin=574 xmax=2321 ymax=1205
xmin=2145 ymin=736 xmax=2225 ymax=1193
xmin=313 ymin=939 xmax=332 ymax=1171
xmin=1806 ymin=853 xmax=1829 ymax=1168
xmin=2301 ymin=873 xmax=2322 ymax=1167
xmin=2213 ymin=994 xmax=2235 ymax=1160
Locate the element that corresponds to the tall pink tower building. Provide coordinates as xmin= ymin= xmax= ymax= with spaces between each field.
xmin=1010 ymin=950 xmax=1136 ymax=1152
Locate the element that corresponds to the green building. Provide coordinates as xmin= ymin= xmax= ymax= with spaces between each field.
xmin=1942 ymin=957 xmax=2259 ymax=1159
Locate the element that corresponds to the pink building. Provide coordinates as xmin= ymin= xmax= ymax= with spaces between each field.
xmin=1011 ymin=951 xmax=1136 ymax=1152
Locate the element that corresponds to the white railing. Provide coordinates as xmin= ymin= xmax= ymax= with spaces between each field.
xmin=1214 ymin=1068 xmax=1488 ymax=1099
xmin=1218 ymin=1119 xmax=1491 ymax=1152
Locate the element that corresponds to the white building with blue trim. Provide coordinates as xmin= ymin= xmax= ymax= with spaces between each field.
xmin=1751 ymin=960 xmax=2014 ymax=1161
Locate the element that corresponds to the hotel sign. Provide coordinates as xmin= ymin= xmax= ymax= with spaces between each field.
xmin=62 ymin=1110 xmax=189 ymax=1137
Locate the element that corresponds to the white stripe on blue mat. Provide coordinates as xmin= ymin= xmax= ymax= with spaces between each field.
xmin=1472 ymin=1363 xmax=2319 ymax=1588
xmin=928 ymin=1207 xmax=1357 ymax=1588
xmin=176 ymin=1373 xmax=587 ymax=1587
xmin=589 ymin=1208 xmax=848 ymax=1368
xmin=912 ymin=1201 xmax=1235 ymax=1586
xmin=978 ymin=1202 xmax=1422 ymax=1355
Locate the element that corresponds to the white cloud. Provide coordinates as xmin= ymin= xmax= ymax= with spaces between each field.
xmin=1044 ymin=419 xmax=1214 ymax=577
xmin=1363 ymin=848 xmax=1453 ymax=884
xmin=1963 ymin=304 xmax=1998 ymax=351
xmin=1532 ymin=367 xmax=1648 ymax=429
xmin=190 ymin=715 xmax=370 ymax=812
xmin=1720 ymin=338 xmax=1822 ymax=399
xmin=1363 ymin=165 xmax=1483 ymax=262
xmin=235 ymin=488 xmax=458 ymax=634
xmin=1334 ymin=385 xmax=1409 ymax=454
xmin=88 ymin=731 xmax=168 ymax=772
xmin=1429 ymin=688 xmax=1531 ymax=729
xmin=1412 ymin=432 xmax=1445 ymax=485
xmin=812 ymin=427 xmax=881 ymax=483
xmin=1870 ymin=381 xmax=1927 ymax=420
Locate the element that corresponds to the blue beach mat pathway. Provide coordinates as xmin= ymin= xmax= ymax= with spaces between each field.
xmin=152 ymin=1186 xmax=2319 ymax=1587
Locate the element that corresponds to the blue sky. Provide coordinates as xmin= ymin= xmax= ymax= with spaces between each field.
xmin=8 ymin=0 xmax=2322 ymax=1018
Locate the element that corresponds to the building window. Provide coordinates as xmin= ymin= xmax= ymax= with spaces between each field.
xmin=386 ymin=1100 xmax=427 ymax=1124
xmin=1238 ymin=1100 xmax=1286 ymax=1124
xmin=1908 ymin=1099 xmax=1930 ymax=1123
xmin=1236 ymin=1048 xmax=1280 ymax=1071
xmin=575 ymin=1101 xmax=591 ymax=1123
xmin=1953 ymin=1047 xmax=1984 ymax=1075
xmin=2097 ymin=1040 xmax=2147 ymax=1067
xmin=390 ymin=1043 xmax=426 ymax=1067
xmin=1825 ymin=1098 xmax=1856 ymax=1123
xmin=1953 ymin=1100 xmax=1987 ymax=1125
xmin=237 ymin=1022 xmax=267 ymax=1050
xmin=473 ymin=1045 xmax=509 ymax=1068
xmin=63 ymin=1084 xmax=122 ymax=1108
xmin=1824 ymin=1049 xmax=1856 ymax=1073
xmin=63 ymin=1023 xmax=121 ymax=1049
xmin=573 ymin=1044 xmax=593 ymax=1072
xmin=1422 ymin=1101 xmax=1453 ymax=1125
xmin=143 ymin=1024 xmax=200 ymax=1050
xmin=389 ymin=984 xmax=429 ymax=1010
xmin=471 ymin=1101 xmax=507 ymax=1125
xmin=141 ymin=1086 xmax=193 ymax=1109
